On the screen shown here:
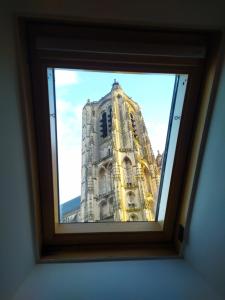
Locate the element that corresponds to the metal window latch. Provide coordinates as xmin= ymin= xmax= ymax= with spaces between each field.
xmin=178 ymin=224 xmax=184 ymax=242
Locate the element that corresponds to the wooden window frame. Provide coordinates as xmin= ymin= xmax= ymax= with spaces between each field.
xmin=17 ymin=17 xmax=222 ymax=262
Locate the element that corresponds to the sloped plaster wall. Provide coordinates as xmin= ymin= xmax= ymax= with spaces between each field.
xmin=0 ymin=1 xmax=225 ymax=300
xmin=185 ymin=54 xmax=225 ymax=298
xmin=0 ymin=12 xmax=35 ymax=300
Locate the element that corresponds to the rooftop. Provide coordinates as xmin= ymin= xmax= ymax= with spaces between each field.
xmin=60 ymin=196 xmax=81 ymax=218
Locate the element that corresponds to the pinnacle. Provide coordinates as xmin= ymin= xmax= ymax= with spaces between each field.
xmin=111 ymin=79 xmax=121 ymax=90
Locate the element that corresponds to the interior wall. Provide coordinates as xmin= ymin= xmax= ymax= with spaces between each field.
xmin=0 ymin=12 xmax=35 ymax=300
xmin=1 ymin=1 xmax=225 ymax=300
xmin=3 ymin=0 xmax=225 ymax=29
xmin=185 ymin=53 xmax=225 ymax=298
xmin=13 ymin=260 xmax=222 ymax=300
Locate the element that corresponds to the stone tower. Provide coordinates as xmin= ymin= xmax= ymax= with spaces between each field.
xmin=80 ymin=80 xmax=162 ymax=222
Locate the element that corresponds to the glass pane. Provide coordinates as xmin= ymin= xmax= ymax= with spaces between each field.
xmin=48 ymin=68 xmax=186 ymax=223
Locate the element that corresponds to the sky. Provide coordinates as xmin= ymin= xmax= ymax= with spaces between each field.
xmin=54 ymin=69 xmax=175 ymax=204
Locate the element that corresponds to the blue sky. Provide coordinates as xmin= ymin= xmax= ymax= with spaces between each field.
xmin=54 ymin=69 xmax=175 ymax=203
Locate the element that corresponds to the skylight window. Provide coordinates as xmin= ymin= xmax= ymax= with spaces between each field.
xmin=19 ymin=18 xmax=219 ymax=260
xmin=48 ymin=69 xmax=187 ymax=224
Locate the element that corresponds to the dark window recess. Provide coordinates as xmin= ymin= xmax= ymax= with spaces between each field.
xmin=100 ymin=112 xmax=108 ymax=138
xmin=108 ymin=107 xmax=112 ymax=133
xmin=130 ymin=113 xmax=137 ymax=138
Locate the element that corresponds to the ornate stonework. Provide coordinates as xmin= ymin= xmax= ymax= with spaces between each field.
xmin=80 ymin=80 xmax=162 ymax=222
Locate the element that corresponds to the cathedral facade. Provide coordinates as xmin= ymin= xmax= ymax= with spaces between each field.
xmin=79 ymin=80 xmax=162 ymax=222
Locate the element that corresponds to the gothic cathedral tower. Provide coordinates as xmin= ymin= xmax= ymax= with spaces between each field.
xmin=80 ymin=80 xmax=162 ymax=222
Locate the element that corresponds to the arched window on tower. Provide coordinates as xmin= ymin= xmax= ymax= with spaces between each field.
xmin=100 ymin=201 xmax=107 ymax=220
xmin=109 ymin=197 xmax=114 ymax=217
xmin=130 ymin=112 xmax=138 ymax=138
xmin=123 ymin=157 xmax=133 ymax=186
xmin=107 ymin=163 xmax=113 ymax=192
xmin=144 ymin=167 xmax=152 ymax=194
xmin=108 ymin=106 xmax=112 ymax=134
xmin=129 ymin=214 xmax=138 ymax=221
xmin=99 ymin=168 xmax=107 ymax=194
xmin=127 ymin=191 xmax=136 ymax=208
xmin=100 ymin=111 xmax=108 ymax=138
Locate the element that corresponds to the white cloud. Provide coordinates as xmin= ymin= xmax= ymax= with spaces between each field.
xmin=58 ymin=147 xmax=81 ymax=203
xmin=146 ymin=122 xmax=168 ymax=156
xmin=55 ymin=69 xmax=79 ymax=86
xmin=56 ymin=99 xmax=83 ymax=203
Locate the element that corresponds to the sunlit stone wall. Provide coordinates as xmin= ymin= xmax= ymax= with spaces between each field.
xmin=80 ymin=81 xmax=162 ymax=222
